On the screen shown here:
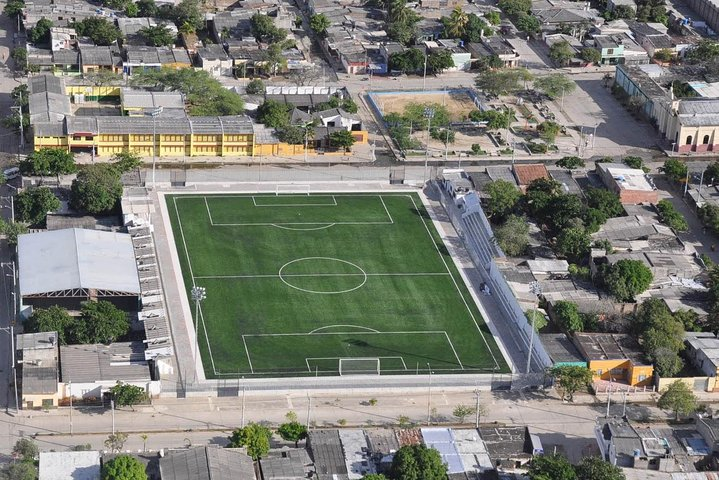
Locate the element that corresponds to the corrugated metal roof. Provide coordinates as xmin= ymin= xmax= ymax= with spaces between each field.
xmin=60 ymin=342 xmax=150 ymax=383
xmin=160 ymin=446 xmax=256 ymax=480
xmin=18 ymin=228 xmax=141 ymax=296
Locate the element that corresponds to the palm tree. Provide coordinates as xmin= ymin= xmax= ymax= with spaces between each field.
xmin=140 ymin=434 xmax=148 ymax=453
xmin=446 ymin=6 xmax=469 ymax=39
xmin=178 ymin=21 xmax=196 ymax=35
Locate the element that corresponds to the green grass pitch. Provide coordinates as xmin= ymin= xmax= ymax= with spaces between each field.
xmin=166 ymin=193 xmax=509 ymax=378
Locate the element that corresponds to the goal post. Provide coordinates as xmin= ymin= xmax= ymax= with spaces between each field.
xmin=339 ymin=357 xmax=381 ymax=376
xmin=276 ymin=184 xmax=311 ymax=196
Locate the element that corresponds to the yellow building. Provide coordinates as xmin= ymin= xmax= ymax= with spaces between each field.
xmin=573 ymin=333 xmax=654 ymax=387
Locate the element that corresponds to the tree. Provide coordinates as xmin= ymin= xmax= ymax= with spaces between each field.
xmin=515 ymin=13 xmax=540 ymax=34
xmin=622 ymin=155 xmax=643 ymax=169
xmin=329 ymin=130 xmax=356 ymax=153
xmin=552 ymin=300 xmax=584 ymax=333
xmin=4 ymin=461 xmax=38 ymax=480
xmin=494 ymin=214 xmax=529 ymax=256
xmin=84 ymin=69 xmax=122 ymax=86
xmin=73 ymin=300 xmax=130 ymax=344
xmin=528 ymin=453 xmax=576 ymax=480
xmin=603 ymin=259 xmax=653 ymax=302
xmin=3 ymin=0 xmax=25 ymax=19
xmin=575 ymin=456 xmax=625 ymax=480
xmin=178 ymin=21 xmax=196 ymax=35
xmin=104 ymin=433 xmax=129 ymax=453
xmin=277 ymin=421 xmax=307 ymax=447
xmin=15 ymin=186 xmax=61 ymax=227
xmin=452 ymin=404 xmax=475 ymax=423
xmin=388 ymin=48 xmax=425 ymax=73
xmin=658 ymin=380 xmax=698 ymax=420
xmin=549 ymin=40 xmax=574 ymax=66
xmin=426 ymin=50 xmax=454 ymax=74
xmin=109 ymin=382 xmax=148 ymax=408
xmin=581 ymin=47 xmax=602 ymax=65
xmin=390 ymin=445 xmax=447 ymax=480
xmin=20 ymin=148 xmax=76 ymax=176
xmin=498 ymin=0 xmax=531 ymax=15
xmin=612 ymin=4 xmax=635 ymax=18
xmin=0 ymin=220 xmax=29 ymax=246
xmin=537 ymin=120 xmax=561 ymax=144
xmin=556 ymin=156 xmax=584 ymax=169
xmin=534 ymin=73 xmax=576 ymax=100
xmin=362 ymin=475 xmax=388 ymax=480
xmin=660 ymin=158 xmax=687 ymax=183
xmin=687 ymin=40 xmax=719 ymax=63
xmin=309 ymin=13 xmax=331 ymax=36
xmin=653 ymin=48 xmax=673 ymax=63
xmin=139 ymin=24 xmax=175 ymax=46
xmin=656 ymin=199 xmax=689 ymax=232
xmin=28 ymin=18 xmax=53 ymax=45
xmin=161 ymin=0 xmax=203 ymax=30
xmin=463 ymin=14 xmax=491 ymax=42
xmin=70 ymin=164 xmax=123 ymax=214
xmin=11 ymin=48 xmax=27 ymax=73
xmin=226 ymin=423 xmax=271 ymax=459
xmin=443 ymin=6 xmax=469 ymax=38
xmin=246 ymin=79 xmax=265 ymax=95
xmin=111 ymin=150 xmax=142 ymax=173
xmin=251 ymin=12 xmax=285 ymax=42
xmin=485 ymin=11 xmax=501 ymax=25
xmin=555 ymin=227 xmax=590 ymax=264
xmin=257 ymin=100 xmax=290 ymax=128
xmin=476 ymin=68 xmax=532 ymax=95
xmin=12 ymin=438 xmax=38 ymax=462
xmin=470 ymin=108 xmax=512 ymax=129
xmin=549 ymin=365 xmax=593 ymax=402
xmin=102 ymin=454 xmax=147 ymax=480
xmin=584 ymin=188 xmax=622 ymax=221
xmin=73 ymin=17 xmax=123 ymax=46
xmin=125 ymin=2 xmax=139 ymax=17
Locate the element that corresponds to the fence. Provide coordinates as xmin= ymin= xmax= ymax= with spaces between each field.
xmin=434 ymin=181 xmax=552 ymax=375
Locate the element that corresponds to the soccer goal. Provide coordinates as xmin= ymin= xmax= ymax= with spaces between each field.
xmin=276 ymin=184 xmax=311 ymax=195
xmin=339 ymin=357 xmax=381 ymax=376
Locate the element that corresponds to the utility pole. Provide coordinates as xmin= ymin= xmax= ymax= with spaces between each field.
xmin=684 ymin=167 xmax=690 ymax=197
xmin=241 ymin=383 xmax=246 ymax=427
xmin=526 ymin=282 xmax=542 ymax=374
xmin=422 ymin=53 xmax=427 ymax=91
xmin=111 ymin=399 xmax=115 ymax=435
xmin=69 ymin=379 xmax=73 ymax=435
xmin=10 ymin=106 xmax=23 ymax=152
xmin=474 ymin=390 xmax=480 ymax=428
xmin=605 ymin=379 xmax=613 ymax=418
xmin=426 ymin=363 xmax=432 ymax=425
xmin=306 ymin=393 xmax=312 ymax=429
xmin=423 ymin=107 xmax=435 ymax=184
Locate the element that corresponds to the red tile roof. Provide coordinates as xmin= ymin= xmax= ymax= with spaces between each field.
xmin=513 ymin=163 xmax=549 ymax=185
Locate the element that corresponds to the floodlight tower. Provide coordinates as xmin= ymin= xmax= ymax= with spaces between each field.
xmin=191 ymin=286 xmax=206 ymax=382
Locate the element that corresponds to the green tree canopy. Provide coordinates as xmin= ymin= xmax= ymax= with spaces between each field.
xmin=24 ymin=306 xmax=74 ymax=344
xmin=135 ymin=0 xmax=158 ymax=17
xmin=426 ymin=49 xmax=454 ymax=74
xmin=537 ymin=120 xmax=561 ymax=144
xmin=329 ymin=130 xmax=356 ymax=152
xmin=494 ymin=214 xmax=529 ymax=256
xmin=111 ymin=150 xmax=142 ymax=173
xmin=658 ymin=380 xmax=698 ymax=420
xmin=139 ymin=24 xmax=175 ymax=46
xmin=12 ymin=438 xmax=39 ymax=462
xmin=161 ymin=0 xmax=203 ymax=30
xmin=602 ymin=259 xmax=653 ymax=302
xmin=549 ymin=40 xmax=574 ymax=66
xmin=656 ymin=199 xmax=689 ymax=232
xmin=528 ymin=453 xmax=577 ymax=480
xmin=388 ymin=48 xmax=425 ymax=73
xmin=555 ymin=227 xmax=590 ymax=264
xmin=309 ymin=13 xmax=331 ymax=36
xmin=28 ymin=18 xmax=53 ymax=44
xmin=581 ymin=47 xmax=602 ymax=65
xmin=534 ymin=73 xmax=576 ymax=100
xmin=556 ymin=156 xmax=584 ymax=169
xmin=3 ymin=0 xmax=25 ymax=18
xmin=687 ymin=40 xmax=719 ymax=63
xmin=498 ymin=0 xmax=531 ymax=15
xmin=73 ymin=300 xmax=130 ymax=344
xmin=246 ymin=79 xmax=265 ymax=95
xmin=251 ymin=12 xmax=286 ymax=42
xmin=227 ymin=423 xmax=271 ymax=459
xmin=661 ymin=158 xmax=687 ymax=183
xmin=4 ymin=461 xmax=38 ymax=480
xmin=20 ymin=148 xmax=76 ymax=176
xmin=476 ymin=68 xmax=532 ymax=95
xmin=549 ymin=365 xmax=593 ymax=402
xmin=15 ymin=186 xmax=61 ymax=227
xmin=515 ymin=13 xmax=540 ymax=34
xmin=390 ymin=445 xmax=447 ymax=480
xmin=552 ymin=300 xmax=584 ymax=333
xmin=277 ymin=421 xmax=307 ymax=447
xmin=70 ymin=164 xmax=123 ymax=214
xmin=109 ymin=382 xmax=148 ymax=408
xmin=585 ymin=187 xmax=623 ymax=218
xmin=257 ymin=100 xmax=291 ymax=128
xmin=485 ymin=11 xmax=501 ymax=24
xmin=102 ymin=454 xmax=148 ymax=480
xmin=74 ymin=17 xmax=123 ymax=46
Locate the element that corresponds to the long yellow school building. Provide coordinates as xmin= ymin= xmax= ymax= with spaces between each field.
xmin=29 ymin=75 xmax=367 ymax=158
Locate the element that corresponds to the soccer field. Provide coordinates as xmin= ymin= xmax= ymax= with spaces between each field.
xmin=166 ymin=193 xmax=508 ymax=378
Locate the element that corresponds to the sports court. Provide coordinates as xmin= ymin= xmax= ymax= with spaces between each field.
xmin=166 ymin=191 xmax=508 ymax=378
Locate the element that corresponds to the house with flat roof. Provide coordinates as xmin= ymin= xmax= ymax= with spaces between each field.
xmin=160 ymin=446 xmax=256 ymax=479
xmin=573 ymin=333 xmax=653 ymax=386
xmin=685 ymin=333 xmax=719 ymax=381
xmin=79 ymin=45 xmax=123 ymax=74
xmin=338 ymin=429 xmax=375 ymax=478
xmin=478 ymin=426 xmax=533 ymax=472
xmin=308 ymin=430 xmax=349 ymax=480
xmin=596 ymin=163 xmax=658 ymax=204
xmin=39 ymin=451 xmax=101 ymax=480
xmin=60 ymin=341 xmax=159 ymax=399
xmin=260 ymin=449 xmax=313 ymax=480
xmin=197 ymin=44 xmax=233 ymax=77
xmin=540 ymin=333 xmax=587 ymax=367
xmin=16 ymin=332 xmax=60 ymax=410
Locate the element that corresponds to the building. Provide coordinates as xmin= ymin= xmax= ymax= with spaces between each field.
xmin=453 ymin=429 xmax=494 ymax=475
xmin=478 ymin=426 xmax=533 ymax=472
xmin=16 ymin=332 xmax=60 ymax=409
xmin=307 ymin=430 xmax=349 ymax=480
xmin=426 ymin=39 xmax=471 ymax=72
xmin=596 ymin=163 xmax=658 ymax=204
xmin=159 ymin=446 xmax=256 ymax=479
xmin=260 ymin=449 xmax=313 ymax=480
xmin=338 ymin=429 xmax=375 ymax=478
xmin=79 ymin=45 xmax=123 ymax=74
xmin=593 ymin=35 xmax=625 ymax=65
xmin=123 ymin=46 xmax=192 ymax=75
xmin=421 ymin=428 xmax=464 ymax=474
xmin=683 ymin=0 xmax=719 ymax=35
xmin=513 ymin=163 xmax=550 ymax=191
xmin=28 ymin=74 xmax=71 ymax=124
xmin=39 ymin=451 xmax=101 ymax=480
xmin=60 ymin=342 xmax=158 ymax=399
xmin=466 ymin=37 xmax=520 ymax=68
xmin=685 ymin=333 xmax=719 ymax=380
xmin=539 ymin=333 xmax=587 ymax=367
xmin=18 ymin=229 xmax=141 ymax=311
xmin=573 ymin=333 xmax=653 ymax=386
xmin=117 ymin=17 xmax=177 ymax=46
xmin=197 ymin=44 xmax=233 ymax=77
xmin=120 ymin=88 xmax=185 ymax=116
xmin=696 ymin=416 xmax=719 ymax=453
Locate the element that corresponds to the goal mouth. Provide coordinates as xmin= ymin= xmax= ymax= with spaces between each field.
xmin=338 ymin=357 xmax=381 ymax=376
xmin=276 ymin=184 xmax=311 ymax=195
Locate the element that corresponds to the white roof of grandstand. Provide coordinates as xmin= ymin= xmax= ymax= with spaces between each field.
xmin=19 ymin=228 xmax=141 ymax=296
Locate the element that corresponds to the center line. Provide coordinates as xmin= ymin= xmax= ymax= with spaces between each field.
xmin=194 ymin=272 xmax=452 ymax=279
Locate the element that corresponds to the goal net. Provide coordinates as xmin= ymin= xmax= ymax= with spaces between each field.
xmin=276 ymin=184 xmax=311 ymax=196
xmin=339 ymin=358 xmax=381 ymax=376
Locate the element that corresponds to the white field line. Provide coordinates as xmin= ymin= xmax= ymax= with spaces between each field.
xmin=198 ymin=303 xmax=218 ymax=375
xmin=194 ymin=272 xmax=451 ymax=279
xmin=211 ymin=221 xmax=393 ymax=226
xmin=172 ymin=197 xmax=196 ymax=285
xmin=251 ymin=195 xmax=338 ymax=207
xmin=242 ymin=330 xmax=451 ymax=338
xmin=409 ymin=195 xmax=500 ymax=371
xmin=242 ymin=335 xmax=255 ymax=374
xmin=209 ymin=366 xmax=467 ymax=377
xmin=308 ymin=324 xmax=380 ymax=334
xmin=204 ymin=196 xmax=214 ymax=225
xmin=379 ymin=195 xmax=394 ymax=224
xmin=443 ymin=331 xmax=464 ymax=369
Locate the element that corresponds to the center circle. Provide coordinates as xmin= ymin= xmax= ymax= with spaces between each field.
xmin=278 ymin=257 xmax=368 ymax=294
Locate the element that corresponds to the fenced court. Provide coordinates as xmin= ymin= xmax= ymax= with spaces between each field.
xmin=367 ymin=90 xmax=481 ymax=122
xmin=166 ymin=193 xmax=508 ymax=378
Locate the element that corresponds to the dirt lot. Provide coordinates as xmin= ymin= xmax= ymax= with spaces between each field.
xmin=373 ymin=90 xmax=478 ymax=121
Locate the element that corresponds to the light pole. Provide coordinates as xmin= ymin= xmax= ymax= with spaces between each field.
xmin=149 ymin=107 xmax=163 ymax=188
xmin=591 ymin=123 xmax=598 ymax=149
xmin=111 ymin=399 xmax=115 ymax=435
xmin=426 ymin=363 xmax=432 ymax=425
xmin=474 ymin=390 xmax=481 ymax=428
xmin=422 ymin=52 xmax=428 ymax=91
xmin=526 ymin=281 xmax=542 ymax=374
xmin=10 ymin=106 xmax=23 ymax=151
xmin=191 ymin=286 xmax=206 ymax=382
xmin=423 ymin=107 xmax=435 ymax=183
